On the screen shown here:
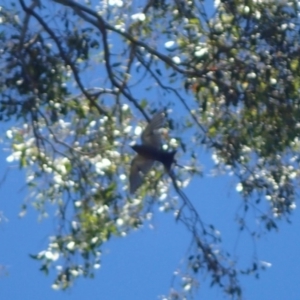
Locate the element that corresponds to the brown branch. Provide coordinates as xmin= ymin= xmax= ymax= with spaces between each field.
xmin=53 ymin=0 xmax=209 ymax=78
xmin=71 ymin=6 xmax=148 ymax=120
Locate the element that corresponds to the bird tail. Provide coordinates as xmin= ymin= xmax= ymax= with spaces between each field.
xmin=162 ymin=150 xmax=177 ymax=171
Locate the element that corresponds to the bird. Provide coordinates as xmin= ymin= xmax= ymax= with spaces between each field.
xmin=129 ymin=110 xmax=176 ymax=193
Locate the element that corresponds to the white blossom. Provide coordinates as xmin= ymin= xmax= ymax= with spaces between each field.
xmin=108 ymin=0 xmax=123 ymax=7
xmin=131 ymin=13 xmax=145 ymax=21
xmin=66 ymin=241 xmax=75 ymax=250
xmin=236 ymin=183 xmax=243 ymax=192
xmin=165 ymin=41 xmax=175 ymax=48
xmin=134 ymin=126 xmax=142 ymax=136
xmin=6 ymin=130 xmax=13 ymax=139
xmin=172 ymin=56 xmax=181 ymax=64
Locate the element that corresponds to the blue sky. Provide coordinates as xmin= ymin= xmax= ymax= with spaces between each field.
xmin=1 ymin=1 xmax=300 ymax=299
xmin=1 ymin=145 xmax=300 ymax=300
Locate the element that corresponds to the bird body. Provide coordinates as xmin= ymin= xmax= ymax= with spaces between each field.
xmin=131 ymin=144 xmax=176 ymax=171
xmin=129 ymin=110 xmax=176 ymax=193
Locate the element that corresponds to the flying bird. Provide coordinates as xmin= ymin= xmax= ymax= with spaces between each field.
xmin=129 ymin=110 xmax=176 ymax=193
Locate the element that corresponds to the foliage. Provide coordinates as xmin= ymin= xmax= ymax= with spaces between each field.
xmin=1 ymin=0 xmax=300 ymax=298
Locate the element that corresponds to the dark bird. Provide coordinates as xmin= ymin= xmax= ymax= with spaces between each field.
xmin=129 ymin=111 xmax=176 ymax=193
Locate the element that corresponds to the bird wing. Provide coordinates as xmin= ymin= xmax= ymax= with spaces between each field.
xmin=129 ymin=154 xmax=154 ymax=193
xmin=141 ymin=110 xmax=165 ymax=148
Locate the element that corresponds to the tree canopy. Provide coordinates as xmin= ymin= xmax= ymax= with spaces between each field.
xmin=1 ymin=0 xmax=300 ymax=298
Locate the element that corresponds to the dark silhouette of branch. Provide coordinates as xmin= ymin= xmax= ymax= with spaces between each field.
xmin=19 ymin=0 xmax=108 ymax=117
